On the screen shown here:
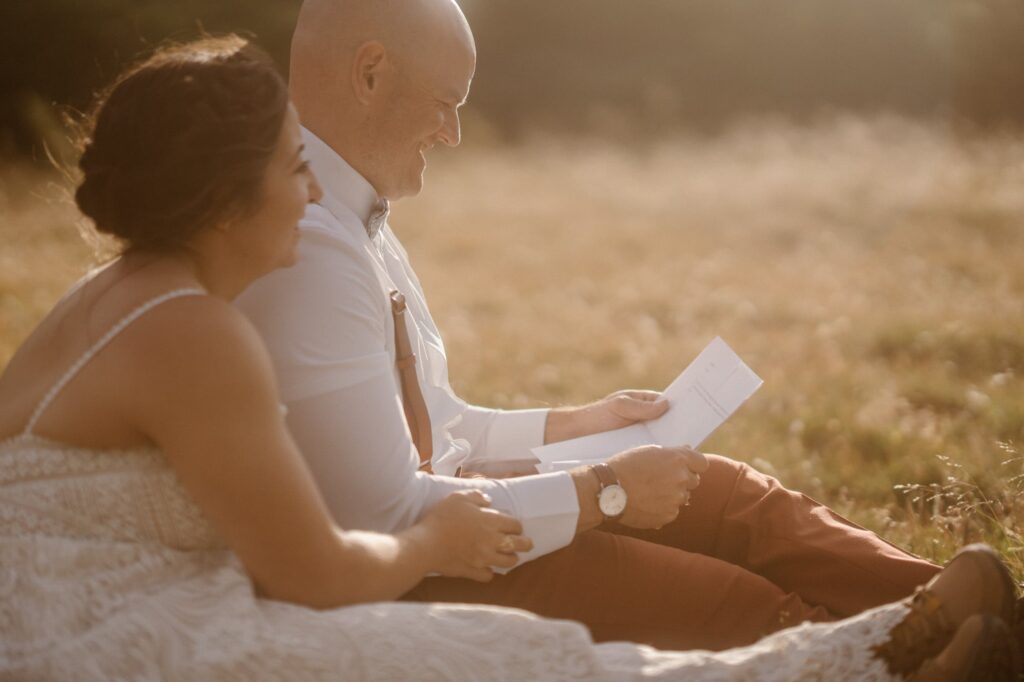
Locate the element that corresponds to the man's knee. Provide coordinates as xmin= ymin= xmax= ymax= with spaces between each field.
xmin=691 ymin=453 xmax=766 ymax=506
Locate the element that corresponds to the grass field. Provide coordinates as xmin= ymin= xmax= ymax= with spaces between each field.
xmin=2 ymin=115 xmax=1023 ymax=578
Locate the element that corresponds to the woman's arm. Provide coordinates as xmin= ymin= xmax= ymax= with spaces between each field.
xmin=122 ymin=297 xmax=528 ymax=608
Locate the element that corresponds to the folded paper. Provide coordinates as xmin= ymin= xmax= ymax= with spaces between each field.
xmin=532 ymin=337 xmax=763 ymax=472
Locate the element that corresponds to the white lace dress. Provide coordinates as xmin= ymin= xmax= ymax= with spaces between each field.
xmin=0 ymin=290 xmax=909 ymax=681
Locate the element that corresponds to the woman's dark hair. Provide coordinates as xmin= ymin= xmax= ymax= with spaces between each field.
xmin=74 ymin=35 xmax=289 ymax=252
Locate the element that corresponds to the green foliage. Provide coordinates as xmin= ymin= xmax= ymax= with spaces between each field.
xmin=952 ymin=0 xmax=1024 ymax=129
xmin=4 ymin=0 xmax=1024 ymax=154
xmin=0 ymin=0 xmax=301 ymax=156
xmin=464 ymin=0 xmax=956 ymax=136
xmin=463 ymin=0 xmax=1024 ymax=136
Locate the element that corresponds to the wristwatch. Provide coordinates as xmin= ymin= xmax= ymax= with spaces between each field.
xmin=591 ymin=463 xmax=627 ymax=520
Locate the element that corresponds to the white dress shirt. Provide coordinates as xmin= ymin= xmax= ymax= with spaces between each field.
xmin=236 ymin=127 xmax=579 ymax=565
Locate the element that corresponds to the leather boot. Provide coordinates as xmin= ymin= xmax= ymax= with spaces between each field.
xmin=910 ymin=614 xmax=1021 ymax=681
xmin=872 ymin=544 xmax=1017 ymax=676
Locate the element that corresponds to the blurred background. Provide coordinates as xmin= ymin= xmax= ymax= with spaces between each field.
xmin=2 ymin=0 xmax=1024 ymax=156
xmin=1 ymin=1 xmax=1023 ymax=571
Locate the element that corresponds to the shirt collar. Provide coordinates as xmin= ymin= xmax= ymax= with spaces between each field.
xmin=301 ymin=126 xmax=382 ymax=231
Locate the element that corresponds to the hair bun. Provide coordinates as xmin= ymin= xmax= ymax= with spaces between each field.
xmin=72 ymin=35 xmax=289 ymax=252
xmin=75 ymin=145 xmax=130 ymax=241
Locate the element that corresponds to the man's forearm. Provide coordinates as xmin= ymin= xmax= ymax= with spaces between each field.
xmin=544 ymin=405 xmax=590 ymax=444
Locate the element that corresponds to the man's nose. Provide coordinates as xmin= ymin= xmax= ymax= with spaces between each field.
xmin=439 ymin=109 xmax=461 ymax=147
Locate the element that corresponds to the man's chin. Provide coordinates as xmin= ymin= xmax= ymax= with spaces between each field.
xmin=383 ymin=176 xmax=426 ymax=201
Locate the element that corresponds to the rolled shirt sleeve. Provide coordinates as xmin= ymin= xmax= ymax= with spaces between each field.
xmin=448 ymin=405 xmax=549 ymax=474
xmin=237 ymin=202 xmax=579 ymax=566
xmin=477 ymin=409 xmax=549 ymax=455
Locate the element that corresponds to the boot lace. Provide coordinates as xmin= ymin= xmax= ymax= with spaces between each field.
xmin=872 ymin=587 xmax=954 ymax=675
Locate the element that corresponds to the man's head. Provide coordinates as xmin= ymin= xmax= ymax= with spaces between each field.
xmin=290 ymin=0 xmax=476 ymax=200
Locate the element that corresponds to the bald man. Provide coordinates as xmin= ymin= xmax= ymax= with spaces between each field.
xmin=237 ymin=0 xmax=939 ymax=651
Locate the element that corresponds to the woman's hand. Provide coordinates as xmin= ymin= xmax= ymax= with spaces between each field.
xmin=609 ymin=445 xmax=708 ymax=529
xmin=416 ymin=490 xmax=533 ymax=582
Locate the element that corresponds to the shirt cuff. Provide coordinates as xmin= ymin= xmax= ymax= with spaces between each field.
xmin=494 ymin=471 xmax=579 ymax=570
xmin=483 ymin=408 xmax=550 ymax=461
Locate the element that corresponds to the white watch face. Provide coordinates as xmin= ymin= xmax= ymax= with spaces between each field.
xmin=599 ymin=484 xmax=627 ymax=517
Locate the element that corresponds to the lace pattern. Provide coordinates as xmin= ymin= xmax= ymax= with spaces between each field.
xmin=0 ymin=436 xmax=223 ymax=549
xmin=1 ymin=439 xmax=905 ymax=681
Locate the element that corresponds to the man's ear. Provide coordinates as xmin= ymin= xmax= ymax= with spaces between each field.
xmin=351 ymin=41 xmax=389 ymax=105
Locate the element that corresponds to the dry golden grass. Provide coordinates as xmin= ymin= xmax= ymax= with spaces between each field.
xmin=2 ymin=115 xmax=1023 ymax=577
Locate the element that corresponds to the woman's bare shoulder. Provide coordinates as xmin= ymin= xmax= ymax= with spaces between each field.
xmin=118 ymin=294 xmax=283 ymax=444
xmin=100 ymin=292 xmax=278 ymax=425
xmin=119 ymin=294 xmax=273 ymax=380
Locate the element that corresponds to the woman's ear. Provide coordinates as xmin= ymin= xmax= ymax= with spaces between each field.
xmin=351 ymin=41 xmax=389 ymax=105
xmin=213 ymin=205 xmax=246 ymax=234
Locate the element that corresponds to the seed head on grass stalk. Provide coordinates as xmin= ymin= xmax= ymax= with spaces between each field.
xmin=895 ymin=442 xmax=1024 ymax=582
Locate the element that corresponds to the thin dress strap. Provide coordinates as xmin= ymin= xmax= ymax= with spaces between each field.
xmin=22 ymin=287 xmax=207 ymax=437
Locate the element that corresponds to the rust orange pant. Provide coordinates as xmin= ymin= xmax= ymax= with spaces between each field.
xmin=403 ymin=454 xmax=940 ymax=651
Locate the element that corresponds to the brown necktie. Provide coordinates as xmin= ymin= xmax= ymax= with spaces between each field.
xmin=389 ymin=289 xmax=434 ymax=471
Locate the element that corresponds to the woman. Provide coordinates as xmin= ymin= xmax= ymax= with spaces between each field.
xmin=0 ymin=36 xmax=1019 ymax=680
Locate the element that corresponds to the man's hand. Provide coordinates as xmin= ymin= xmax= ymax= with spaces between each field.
xmin=570 ymin=445 xmax=707 ymax=532
xmin=544 ymin=390 xmax=669 ymax=444
xmin=610 ymin=445 xmax=707 ymax=529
